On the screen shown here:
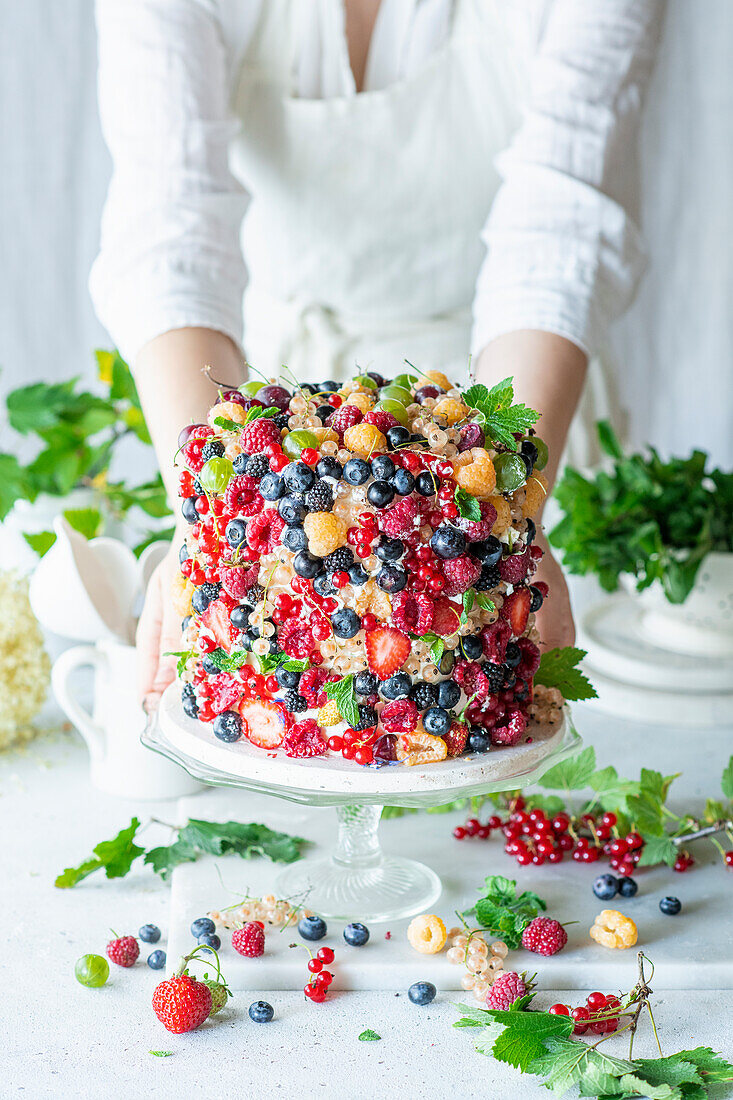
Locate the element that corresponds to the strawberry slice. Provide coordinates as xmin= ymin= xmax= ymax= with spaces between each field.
xmin=201 ymin=599 xmax=235 ymax=650
xmin=364 ymin=626 xmax=411 ymax=679
xmin=500 ymin=588 xmax=531 ymax=636
xmin=239 ymin=699 xmax=288 ymax=749
xmin=430 ymin=597 xmax=461 ymax=638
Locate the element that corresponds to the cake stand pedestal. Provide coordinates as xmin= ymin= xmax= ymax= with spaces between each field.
xmin=143 ymin=685 xmax=580 ymax=922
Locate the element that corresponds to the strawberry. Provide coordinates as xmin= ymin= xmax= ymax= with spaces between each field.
xmin=430 ymin=596 xmax=461 ymax=637
xmin=152 ymin=973 xmax=212 ymax=1033
xmin=443 ymin=721 xmax=468 ymax=757
xmin=500 ymin=588 xmax=531 ymax=635
xmin=201 ymin=597 xmax=236 ymax=649
xmin=281 ymin=718 xmax=327 ymax=758
xmin=364 ymin=626 xmax=411 ymax=679
xmin=391 ymin=591 xmax=433 ymax=634
xmin=240 ymin=699 xmax=288 ymax=749
xmin=106 ymin=935 xmax=139 ymax=967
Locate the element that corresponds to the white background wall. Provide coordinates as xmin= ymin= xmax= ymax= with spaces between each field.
xmin=1 ymin=1 xmax=731 ymax=466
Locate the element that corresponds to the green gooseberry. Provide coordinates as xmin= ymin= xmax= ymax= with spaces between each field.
xmin=373 ymin=399 xmax=409 ymax=427
xmin=494 ymin=452 xmax=527 ymax=493
xmin=532 ymin=437 xmax=549 ymax=470
xmin=353 ymin=374 xmax=378 ymax=390
xmin=392 ymin=372 xmax=418 ymax=390
xmin=75 ymin=954 xmax=110 ymax=988
xmin=199 ymin=456 xmax=235 ymax=493
xmin=240 ymin=381 xmax=262 ymax=397
xmin=282 ymin=430 xmax=319 ymax=459
xmin=379 ymin=385 xmax=413 ymax=406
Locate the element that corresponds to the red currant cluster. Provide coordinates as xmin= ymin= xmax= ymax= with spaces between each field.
xmin=453 ymin=798 xmax=649 ymax=875
xmin=326 ymin=726 xmax=386 ymax=766
xmin=549 ymin=991 xmax=624 ymax=1035
xmin=303 ymin=946 xmax=336 ymax=1003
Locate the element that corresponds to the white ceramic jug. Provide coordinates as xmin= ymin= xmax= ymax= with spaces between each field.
xmin=52 ymin=638 xmax=202 ymax=800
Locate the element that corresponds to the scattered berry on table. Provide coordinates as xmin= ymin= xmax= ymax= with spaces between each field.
xmin=343 ymin=922 xmax=370 ymax=947
xmin=232 ymin=922 xmax=266 ymax=957
xmin=299 ymin=915 xmax=327 ymax=941
xmin=190 ymin=916 xmax=216 ymax=939
xmin=198 ymin=932 xmax=221 ymax=951
xmin=106 ymin=935 xmax=139 ymax=968
xmin=521 ymin=917 xmax=567 ymax=957
xmin=74 ymin=954 xmax=109 ymax=988
xmin=617 ymin=877 xmax=638 ymax=898
xmin=659 ymin=895 xmax=682 ymax=916
xmin=485 ymin=971 xmax=527 ymax=1010
xmin=249 ymin=1000 xmax=275 ymax=1023
xmin=147 ymin=950 xmax=167 ymax=970
xmin=408 ymin=981 xmax=436 ymax=1006
xmin=152 ymin=974 xmax=212 ymax=1034
xmin=138 ymin=923 xmax=162 ymax=944
xmin=407 ymin=914 xmax=447 ymax=954
xmin=593 ymin=874 xmax=619 ymax=901
xmin=589 ymin=909 xmax=638 ymax=949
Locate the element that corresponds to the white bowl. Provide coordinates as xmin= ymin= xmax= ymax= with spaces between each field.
xmin=629 ymin=551 xmax=733 ymax=657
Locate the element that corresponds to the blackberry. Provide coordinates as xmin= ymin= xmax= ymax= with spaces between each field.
xmin=476 ymin=564 xmax=501 ymax=591
xmin=246 ymin=584 xmax=264 ymax=604
xmin=201 ymin=439 xmax=225 ymax=462
xmin=355 ymin=671 xmax=378 ymax=697
xmin=193 ymin=477 xmax=204 ymax=496
xmin=356 ymin=705 xmax=378 ymax=731
xmin=305 ymin=481 xmax=334 ymax=512
xmin=246 ymin=453 xmax=270 ymax=477
xmin=191 ymin=582 xmax=221 ymax=614
xmin=274 ymin=412 xmax=290 ymax=430
xmin=409 ymin=680 xmax=438 ymax=710
xmin=484 ymin=662 xmax=504 ymax=694
xmin=284 ymin=690 xmax=308 ymax=713
xmin=324 ymin=547 xmax=354 ymax=573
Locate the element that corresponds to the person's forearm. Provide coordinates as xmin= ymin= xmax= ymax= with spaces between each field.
xmin=134 ymin=327 xmax=246 ymax=503
xmin=474 ymin=330 xmax=587 ymax=490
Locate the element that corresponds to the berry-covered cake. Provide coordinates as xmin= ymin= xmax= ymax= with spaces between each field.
xmin=171 ymin=369 xmax=562 ymax=765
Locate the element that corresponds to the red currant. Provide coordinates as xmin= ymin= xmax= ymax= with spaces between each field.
xmin=317 ymin=947 xmax=335 ymax=964
xmin=308 ymin=958 xmax=323 ymax=973
xmin=316 ymin=970 xmax=333 ymax=987
xmin=332 ymin=571 xmax=349 ymax=589
xmin=301 ymin=447 xmax=318 ymax=465
xmin=304 ymin=984 xmax=326 ymax=1003
xmin=453 ymin=826 xmax=467 ymax=840
xmin=355 ymin=746 xmax=373 ymax=765
xmin=549 ymin=1004 xmax=570 ymax=1016
xmin=327 ymin=394 xmax=342 ymax=407
xmin=601 ymin=812 xmax=617 ymax=828
xmin=265 ymin=675 xmax=279 ymax=693
xmin=725 ymin=851 xmax=733 ymax=867
xmin=465 ymin=817 xmax=480 ymax=836
xmin=571 ymin=1006 xmax=590 ymax=1034
xmin=586 ymin=992 xmax=607 ymax=1012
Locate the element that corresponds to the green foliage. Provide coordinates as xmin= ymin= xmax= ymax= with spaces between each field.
xmin=462 ymin=377 xmax=539 ymax=450
xmin=324 ymin=675 xmax=360 ymax=727
xmin=550 ymin=421 xmax=733 ymax=604
xmin=358 ymin=1030 xmax=381 ymax=1042
xmin=464 ymin=875 xmax=547 ymax=949
xmin=454 ymin=485 xmax=481 ymax=521
xmin=55 ymin=818 xmax=145 ymax=887
xmin=534 ymin=647 xmax=597 ymax=701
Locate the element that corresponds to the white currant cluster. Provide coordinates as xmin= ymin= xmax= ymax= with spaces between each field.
xmin=445 ymin=927 xmax=509 ymax=1003
xmin=209 ymin=893 xmax=301 ymax=929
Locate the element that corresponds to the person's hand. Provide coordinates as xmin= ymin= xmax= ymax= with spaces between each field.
xmin=532 ymin=532 xmax=575 ymax=650
xmin=136 ymin=531 xmax=187 ymax=708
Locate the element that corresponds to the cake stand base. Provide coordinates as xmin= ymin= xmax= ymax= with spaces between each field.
xmin=275 ymin=804 xmax=441 ymax=921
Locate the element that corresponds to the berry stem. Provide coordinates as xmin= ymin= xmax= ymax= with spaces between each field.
xmin=671 ymin=819 xmax=733 ymax=845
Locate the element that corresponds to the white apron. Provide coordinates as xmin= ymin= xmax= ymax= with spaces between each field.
xmin=229 ymin=0 xmax=524 ymax=385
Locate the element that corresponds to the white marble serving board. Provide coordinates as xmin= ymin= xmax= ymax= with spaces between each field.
xmin=168 ymin=787 xmax=733 ymax=993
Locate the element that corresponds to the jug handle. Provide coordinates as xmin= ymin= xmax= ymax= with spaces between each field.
xmin=51 ymin=645 xmax=106 ymax=763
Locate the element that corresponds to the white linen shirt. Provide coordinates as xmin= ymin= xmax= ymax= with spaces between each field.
xmin=89 ymin=0 xmax=662 ymax=366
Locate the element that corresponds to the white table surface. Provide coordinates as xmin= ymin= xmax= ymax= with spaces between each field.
xmin=3 ymin=700 xmax=733 ymax=1100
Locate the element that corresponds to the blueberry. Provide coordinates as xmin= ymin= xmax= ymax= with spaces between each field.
xmin=437 ymin=680 xmax=461 ymax=709
xmin=260 ymin=472 xmax=285 ymax=501
xmin=409 ymin=680 xmax=438 ymax=710
xmin=232 ymin=453 xmax=250 ymax=474
xmin=459 ymin=635 xmax=484 ymax=661
xmin=212 ymin=710 xmax=242 ymax=742
xmin=525 ymin=518 xmax=536 ymax=545
xmin=298 ymin=915 xmax=327 ymax=941
xmin=370 ymin=455 xmax=395 ymax=481
xmin=181 ymin=684 xmax=199 ymax=719
xmin=391 ymin=468 xmax=415 ymax=496
xmin=529 ymin=585 xmax=544 ymax=612
xmin=618 ymin=878 xmax=638 ymax=898
xmin=139 ymin=923 xmax=161 ymax=944
xmin=592 ymin=874 xmax=619 ymax=900
xmin=343 ymin=922 xmax=370 ymax=946
xmin=198 ymin=932 xmax=221 ymax=950
xmin=415 ymin=470 xmax=438 ymax=496
xmin=468 ymin=728 xmax=490 ymax=753
xmin=367 ymin=480 xmax=395 ymax=509
xmin=377 ymin=564 xmax=407 ymax=592
xmin=408 ymin=981 xmax=436 ymax=1006
xmin=430 ymin=526 xmax=466 ymax=560
xmin=249 ymin=1000 xmax=274 ymax=1023
xmin=423 ymin=707 xmax=450 ymax=736
xmin=386 ymin=425 xmax=411 ymax=449
xmin=313 ymin=572 xmax=335 ymax=597
xmin=380 ymin=673 xmax=412 ymax=699
xmin=315 ymin=456 xmax=343 ymax=480
xmin=504 ymin=642 xmax=522 ymax=668
xmin=190 ymin=916 xmax=216 ymax=938
xmin=179 ymin=544 xmax=189 ymax=565
xmin=293 ymin=550 xmax=324 ymax=578
xmin=147 ymin=950 xmax=166 ymax=970
xmin=283 ymin=461 xmax=316 ymax=493
xmin=348 ymin=563 xmax=369 ymax=586
xmin=319 ymin=380 xmax=339 ymax=393
xmin=230 ymin=604 xmax=252 ymax=630
xmin=278 ymin=495 xmax=307 ymax=525
xmin=343 ymin=458 xmax=370 ymax=485
xmin=276 ymin=665 xmax=301 ymax=689
xmin=246 ymin=625 xmax=261 ymax=642
xmin=201 ymin=654 xmax=220 ymax=676
xmin=331 ymin=608 xmax=361 ymax=638
xmin=282 ymin=525 xmax=308 ymax=552
xmin=225 ymin=519 xmax=248 ymax=548
xmin=315 ymin=404 xmax=332 ymax=422
xmin=375 ymin=536 xmax=405 ymax=562
xmin=472 ymin=536 xmax=502 ymax=566
xmin=659 ymin=896 xmax=681 ymax=916
xmin=192 ymin=581 xmax=220 ymax=614
xmin=355 ymin=671 xmax=378 ymax=697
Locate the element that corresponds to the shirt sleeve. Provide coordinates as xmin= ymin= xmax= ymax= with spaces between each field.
xmin=89 ymin=0 xmax=249 ymax=364
xmin=471 ymin=0 xmax=663 ymax=358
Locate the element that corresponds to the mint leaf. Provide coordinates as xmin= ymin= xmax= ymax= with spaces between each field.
xmin=23 ymin=530 xmax=57 ymax=557
xmin=538 ymin=746 xmax=597 ymax=791
xmin=206 ymin=648 xmax=249 ymax=674
xmin=721 ymin=756 xmax=733 ymax=801
xmin=469 ymin=876 xmax=546 ymax=948
xmin=281 ymin=658 xmax=311 ymax=673
xmin=164 ymin=649 xmax=195 ymax=677
xmin=475 ymin=593 xmax=495 ymax=612
xmin=455 ymin=485 xmax=481 ymax=521
xmin=420 ymin=631 xmax=445 ymax=665
xmin=243 ymin=405 xmax=279 ymax=423
xmin=534 ymin=646 xmax=597 ymax=701
xmin=324 ymin=675 xmax=360 ymax=727
xmin=213 ymin=416 xmax=243 ymax=432
xmin=149 ymin=1051 xmax=173 ymax=1057
xmin=462 ymin=378 xmax=539 ymax=450
xmin=358 ymin=1030 xmax=381 ymax=1042
xmin=55 ymin=818 xmax=144 ymax=887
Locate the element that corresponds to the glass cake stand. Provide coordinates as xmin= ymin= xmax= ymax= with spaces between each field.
xmin=143 ymin=684 xmax=581 ymax=922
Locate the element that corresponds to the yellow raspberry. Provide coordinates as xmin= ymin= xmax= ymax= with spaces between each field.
xmin=432 ymin=397 xmax=468 ymax=425
xmin=363 ymin=580 xmax=392 ymax=620
xmin=521 ymin=472 xmax=548 ymax=518
xmin=407 ymin=914 xmax=447 ymax=954
xmin=343 ymin=423 xmax=387 ymax=458
xmin=455 ymin=453 xmax=496 ymax=499
xmin=395 ymin=730 xmax=448 ymax=767
xmin=303 ymin=512 xmax=348 ymax=557
xmin=423 ymin=369 xmax=452 ymax=391
xmin=170 ymin=571 xmax=194 ymax=617
xmin=345 ymin=391 xmax=376 ymax=413
xmin=316 ymin=699 xmax=341 ymax=727
xmin=589 ymin=909 xmax=638 ymax=949
xmin=489 ymin=494 xmax=512 ymax=534
xmin=207 ymin=401 xmax=248 ymax=428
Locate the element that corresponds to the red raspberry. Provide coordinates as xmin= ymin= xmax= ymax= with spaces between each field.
xmin=209 ymin=673 xmax=242 ymax=715
xmin=391 ymin=591 xmax=434 ymax=634
xmin=364 ymin=409 xmax=400 ymax=432
xmin=106 ymin=935 xmax=139 ymax=968
xmin=220 ymin=563 xmax=259 ymax=600
xmin=441 ymin=555 xmax=482 ymax=596
xmin=377 ymin=496 xmax=419 ymax=538
xmin=457 ymin=501 xmax=497 ymax=543
xmin=521 ymin=916 xmax=568 ymax=957
xmin=278 ymin=619 xmax=315 ymax=659
xmin=246 ymin=510 xmax=286 ymax=554
xmin=516 ymin=637 xmax=541 ymax=677
xmin=181 ymin=427 xmax=214 ymax=472
xmin=224 ymin=474 xmax=263 ymax=516
xmin=480 ymin=619 xmax=511 ymax=662
xmin=485 ymin=972 xmax=528 ymax=1010
xmin=490 ymin=707 xmax=527 ymax=746
xmin=239 ymin=419 xmax=281 ymax=454
xmin=299 ymin=667 xmax=329 ymax=707
xmin=443 ymin=721 xmax=468 ymax=757
xmin=498 ymin=549 xmax=530 ymax=585
xmin=380 ymin=699 xmax=419 ymax=733
xmin=452 ymin=659 xmax=491 ymax=702
xmin=328 ymin=404 xmax=363 ymax=438
xmin=281 ymin=719 xmax=327 ymax=758
xmin=232 ymin=922 xmax=266 ymax=958
xmin=152 ymin=974 xmax=212 ymax=1033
